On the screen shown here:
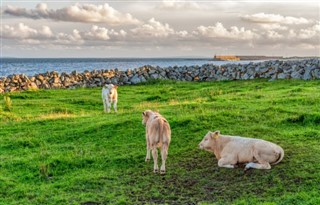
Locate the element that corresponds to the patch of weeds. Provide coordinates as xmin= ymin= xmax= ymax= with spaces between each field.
xmin=67 ymin=99 xmax=98 ymax=107
xmin=49 ymin=107 xmax=73 ymax=114
xmin=286 ymin=114 xmax=320 ymax=125
xmin=3 ymin=95 xmax=12 ymax=111
xmin=39 ymin=164 xmax=52 ymax=180
xmin=290 ymin=88 xmax=303 ymax=93
xmin=171 ymin=118 xmax=194 ymax=127
xmin=146 ymin=95 xmax=162 ymax=101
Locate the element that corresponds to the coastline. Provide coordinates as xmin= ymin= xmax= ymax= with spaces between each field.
xmin=0 ymin=58 xmax=319 ymax=93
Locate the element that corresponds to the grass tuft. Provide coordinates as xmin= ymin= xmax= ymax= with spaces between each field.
xmin=3 ymin=95 xmax=12 ymax=111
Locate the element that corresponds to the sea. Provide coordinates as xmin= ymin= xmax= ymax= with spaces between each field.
xmin=0 ymin=58 xmax=260 ymax=77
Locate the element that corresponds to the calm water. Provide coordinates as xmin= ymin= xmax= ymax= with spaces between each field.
xmin=0 ymin=58 xmax=258 ymax=77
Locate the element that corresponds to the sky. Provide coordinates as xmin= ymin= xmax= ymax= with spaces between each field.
xmin=1 ymin=0 xmax=320 ymax=58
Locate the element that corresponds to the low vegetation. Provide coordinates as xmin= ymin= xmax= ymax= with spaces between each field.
xmin=3 ymin=95 xmax=12 ymax=112
xmin=0 ymin=79 xmax=319 ymax=204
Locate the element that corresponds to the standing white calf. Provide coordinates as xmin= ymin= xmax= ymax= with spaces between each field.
xmin=199 ymin=131 xmax=284 ymax=170
xmin=102 ymin=84 xmax=118 ymax=113
xmin=142 ymin=110 xmax=171 ymax=174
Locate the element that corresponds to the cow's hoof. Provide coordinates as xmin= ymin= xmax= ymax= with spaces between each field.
xmin=244 ymin=166 xmax=251 ymax=171
xmin=145 ymin=158 xmax=150 ymax=162
xmin=153 ymin=169 xmax=159 ymax=173
xmin=160 ymin=170 xmax=166 ymax=175
xmin=244 ymin=162 xmax=254 ymax=171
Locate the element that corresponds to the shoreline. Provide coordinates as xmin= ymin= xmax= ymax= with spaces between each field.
xmin=3 ymin=57 xmax=318 ymax=78
xmin=1 ymin=58 xmax=319 ymax=93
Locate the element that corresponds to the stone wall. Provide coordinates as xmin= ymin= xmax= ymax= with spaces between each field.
xmin=0 ymin=58 xmax=319 ymax=93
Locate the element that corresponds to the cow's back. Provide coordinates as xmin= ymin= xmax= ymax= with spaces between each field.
xmin=220 ymin=136 xmax=256 ymax=161
xmin=147 ymin=115 xmax=171 ymax=147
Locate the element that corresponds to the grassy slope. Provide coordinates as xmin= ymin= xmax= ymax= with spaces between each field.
xmin=0 ymin=79 xmax=320 ymax=205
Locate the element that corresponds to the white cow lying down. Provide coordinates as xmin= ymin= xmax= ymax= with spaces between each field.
xmin=199 ymin=131 xmax=284 ymax=170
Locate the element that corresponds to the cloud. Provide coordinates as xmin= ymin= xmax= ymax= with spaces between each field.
xmin=2 ymin=23 xmax=54 ymax=39
xmin=264 ymin=30 xmax=283 ymax=40
xmin=4 ymin=3 xmax=141 ymax=25
xmin=241 ymin=13 xmax=311 ymax=25
xmin=194 ymin=22 xmax=258 ymax=40
xmin=1 ymin=23 xmax=129 ymax=45
xmin=2 ymin=20 xmax=319 ymax=53
xmin=83 ymin=25 xmax=127 ymax=41
xmin=131 ymin=18 xmax=175 ymax=38
xmin=1 ymin=23 xmax=84 ymax=45
xmin=297 ymin=21 xmax=320 ymax=39
xmin=157 ymin=0 xmax=201 ymax=10
xmin=258 ymin=24 xmax=288 ymax=31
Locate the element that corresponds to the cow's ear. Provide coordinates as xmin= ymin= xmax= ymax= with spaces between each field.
xmin=212 ymin=130 xmax=220 ymax=139
xmin=114 ymin=85 xmax=118 ymax=89
xmin=142 ymin=112 xmax=146 ymax=116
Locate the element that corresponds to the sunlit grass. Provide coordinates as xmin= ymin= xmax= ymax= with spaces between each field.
xmin=0 ymin=79 xmax=319 ymax=204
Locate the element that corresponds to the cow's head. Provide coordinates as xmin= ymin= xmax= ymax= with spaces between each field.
xmin=104 ymin=84 xmax=118 ymax=94
xmin=199 ymin=131 xmax=220 ymax=150
xmin=142 ymin=110 xmax=154 ymax=125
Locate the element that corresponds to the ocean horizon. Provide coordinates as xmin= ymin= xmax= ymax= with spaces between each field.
xmin=0 ymin=57 xmax=261 ymax=77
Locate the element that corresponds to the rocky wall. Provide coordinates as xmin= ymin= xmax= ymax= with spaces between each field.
xmin=0 ymin=58 xmax=319 ymax=93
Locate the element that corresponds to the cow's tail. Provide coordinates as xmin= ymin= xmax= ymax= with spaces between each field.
xmin=272 ymin=145 xmax=284 ymax=165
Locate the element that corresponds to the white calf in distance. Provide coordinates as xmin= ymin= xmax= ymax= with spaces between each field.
xmin=102 ymin=84 xmax=118 ymax=113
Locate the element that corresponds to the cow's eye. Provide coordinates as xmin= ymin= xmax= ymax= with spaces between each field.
xmin=205 ymin=138 xmax=208 ymax=141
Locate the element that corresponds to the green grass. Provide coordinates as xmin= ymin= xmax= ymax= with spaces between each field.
xmin=0 ymin=79 xmax=319 ymax=205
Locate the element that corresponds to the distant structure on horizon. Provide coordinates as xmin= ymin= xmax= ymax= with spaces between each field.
xmin=213 ymin=55 xmax=283 ymax=61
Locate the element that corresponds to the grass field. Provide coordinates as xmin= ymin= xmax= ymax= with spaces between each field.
xmin=1 ymin=79 xmax=320 ymax=205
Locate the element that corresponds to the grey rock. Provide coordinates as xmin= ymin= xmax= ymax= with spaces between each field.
xmin=130 ymin=75 xmax=141 ymax=84
xmin=303 ymin=70 xmax=312 ymax=80
xmin=150 ymin=73 xmax=159 ymax=79
xmin=242 ymin=73 xmax=250 ymax=80
xmin=291 ymin=71 xmax=302 ymax=79
xmin=277 ymin=73 xmax=289 ymax=79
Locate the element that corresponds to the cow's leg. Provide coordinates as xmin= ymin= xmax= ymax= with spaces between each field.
xmin=145 ymin=134 xmax=151 ymax=162
xmin=113 ymin=100 xmax=118 ymax=113
xmin=245 ymin=149 xmax=272 ymax=170
xmin=106 ymin=100 xmax=111 ymax=113
xmin=152 ymin=147 xmax=159 ymax=173
xmin=160 ymin=143 xmax=168 ymax=174
xmin=218 ymin=157 xmax=236 ymax=168
xmin=245 ymin=162 xmax=271 ymax=170
xmin=103 ymin=98 xmax=107 ymax=112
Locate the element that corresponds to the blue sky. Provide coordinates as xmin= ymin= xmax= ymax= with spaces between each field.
xmin=1 ymin=0 xmax=320 ymax=58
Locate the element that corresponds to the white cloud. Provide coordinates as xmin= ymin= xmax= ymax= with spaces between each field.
xmin=258 ymin=24 xmax=288 ymax=31
xmin=84 ymin=26 xmax=110 ymax=40
xmin=158 ymin=0 xmax=201 ymax=10
xmin=241 ymin=13 xmax=311 ymax=25
xmin=2 ymin=20 xmax=319 ymax=54
xmin=131 ymin=18 xmax=175 ymax=38
xmin=195 ymin=22 xmax=258 ymax=40
xmin=83 ymin=25 xmax=127 ymax=41
xmin=1 ymin=23 xmax=128 ymax=45
xmin=55 ymin=31 xmax=84 ymax=45
xmin=297 ymin=21 xmax=320 ymax=39
xmin=2 ymin=23 xmax=53 ymax=39
xmin=264 ymin=30 xmax=283 ymax=40
xmin=4 ymin=3 xmax=141 ymax=25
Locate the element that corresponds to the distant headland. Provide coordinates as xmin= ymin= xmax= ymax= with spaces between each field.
xmin=211 ymin=55 xmax=317 ymax=61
